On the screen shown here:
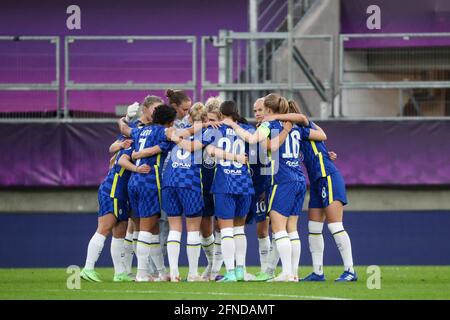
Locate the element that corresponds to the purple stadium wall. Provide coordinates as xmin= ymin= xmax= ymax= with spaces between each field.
xmin=341 ymin=0 xmax=450 ymax=48
xmin=1 ymin=120 xmax=449 ymax=187
xmin=0 ymin=0 xmax=248 ymax=113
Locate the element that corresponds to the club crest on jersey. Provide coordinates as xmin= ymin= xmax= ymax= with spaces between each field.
xmin=299 ymin=151 xmax=304 ymax=162
xmin=203 ymin=155 xmax=216 ymax=169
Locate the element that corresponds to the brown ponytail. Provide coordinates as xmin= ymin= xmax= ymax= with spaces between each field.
xmin=288 ymin=100 xmax=301 ymax=113
xmin=165 ymin=89 xmax=191 ymax=107
xmin=264 ymin=93 xmax=289 ymax=114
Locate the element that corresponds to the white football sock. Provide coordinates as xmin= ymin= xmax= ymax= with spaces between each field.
xmin=265 ymin=234 xmax=280 ymax=275
xmin=289 ymin=232 xmax=301 ymax=278
xmin=258 ymin=236 xmax=270 ymax=273
xmin=328 ymin=222 xmax=354 ymax=274
xmin=132 ymin=231 xmax=139 ymax=254
xmin=201 ymin=234 xmax=215 ymax=268
xmin=187 ymin=231 xmax=201 ymax=276
xmin=84 ymin=232 xmax=106 ymax=270
xmin=110 ymin=237 xmax=126 ymax=275
xmin=123 ymin=232 xmax=134 ymax=274
xmin=233 ymin=226 xmax=247 ymax=268
xmin=308 ymin=221 xmax=324 ymax=275
xmin=211 ymin=231 xmax=223 ymax=274
xmin=167 ymin=230 xmax=181 ymax=278
xmin=148 ymin=254 xmax=158 ymax=276
xmin=136 ymin=231 xmax=151 ymax=278
xmin=159 ymin=219 xmax=169 ymax=257
xmin=149 ymin=233 xmax=166 ymax=274
xmin=274 ymin=231 xmax=292 ymax=276
xmin=220 ymin=228 xmax=235 ymax=272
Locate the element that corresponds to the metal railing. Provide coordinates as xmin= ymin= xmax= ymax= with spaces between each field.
xmin=258 ymin=0 xmax=318 ymax=32
xmin=0 ymin=36 xmax=60 ymax=120
xmin=201 ymin=32 xmax=334 ymax=118
xmin=64 ymin=35 xmax=197 ymax=119
xmin=2 ymin=32 xmax=450 ymax=121
xmin=339 ymin=33 xmax=450 ymax=117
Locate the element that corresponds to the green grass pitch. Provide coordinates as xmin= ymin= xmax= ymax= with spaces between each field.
xmin=0 ymin=266 xmax=449 ymax=300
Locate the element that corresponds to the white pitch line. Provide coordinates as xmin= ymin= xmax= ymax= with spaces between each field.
xmin=0 ymin=288 xmax=350 ymax=300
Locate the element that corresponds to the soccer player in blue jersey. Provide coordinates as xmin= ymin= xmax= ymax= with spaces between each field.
xmin=112 ymin=96 xmax=165 ymax=278
xmin=261 ymin=106 xmax=357 ymax=282
xmin=80 ymin=143 xmax=152 ymax=283
xmin=162 ymin=102 xmax=244 ymax=282
xmin=169 ymin=101 xmax=255 ymax=282
xmin=200 ymin=96 xmax=224 ymax=281
xmin=244 ymin=98 xmax=274 ymax=281
xmin=118 ymin=104 xmax=177 ymax=282
xmin=224 ymin=93 xmax=326 ymax=281
xmin=162 ymin=102 xmax=207 ymax=282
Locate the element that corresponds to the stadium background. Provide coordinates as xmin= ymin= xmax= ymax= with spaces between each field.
xmin=1 ymin=0 xmax=450 ymax=270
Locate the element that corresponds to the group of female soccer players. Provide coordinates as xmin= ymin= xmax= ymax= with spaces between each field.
xmin=80 ymin=89 xmax=357 ymax=283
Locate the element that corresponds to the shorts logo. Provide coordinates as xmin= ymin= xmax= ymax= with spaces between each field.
xmin=322 ymin=187 xmax=327 ymax=199
xmin=119 ymin=209 xmax=123 ymax=215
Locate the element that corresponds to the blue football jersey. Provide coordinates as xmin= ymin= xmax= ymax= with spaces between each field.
xmin=203 ymin=124 xmax=255 ymax=195
xmin=127 ymin=125 xmax=173 ymax=190
xmin=162 ymin=127 xmax=205 ymax=192
xmin=300 ymin=122 xmax=337 ymax=183
xmin=201 ymin=153 xmax=216 ymax=195
xmin=99 ymin=147 xmax=133 ymax=199
xmin=259 ymin=120 xmax=306 ymax=186
xmin=249 ymin=141 xmax=271 ymax=196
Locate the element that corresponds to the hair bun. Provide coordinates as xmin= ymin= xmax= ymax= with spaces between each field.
xmin=165 ymin=89 xmax=174 ymax=98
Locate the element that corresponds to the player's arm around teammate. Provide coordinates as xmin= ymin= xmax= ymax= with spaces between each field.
xmin=267 ymin=108 xmax=357 ymax=282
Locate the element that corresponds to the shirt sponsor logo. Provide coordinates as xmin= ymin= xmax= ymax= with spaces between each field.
xmin=223 ymin=168 xmax=242 ymax=175
xmin=172 ymin=162 xmax=191 ymax=169
xmin=286 ymin=160 xmax=300 ymax=167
